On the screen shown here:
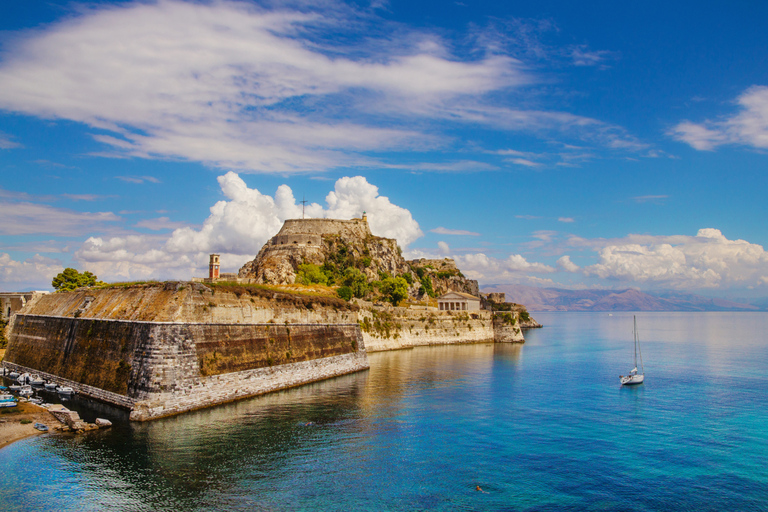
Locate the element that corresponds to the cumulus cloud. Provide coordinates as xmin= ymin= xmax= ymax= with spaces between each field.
xmin=74 ymin=173 xmax=423 ymax=281
xmin=0 ymin=253 xmax=64 ymax=290
xmin=584 ymin=228 xmax=768 ymax=289
xmin=556 ymin=255 xmax=580 ymax=272
xmin=672 ymin=85 xmax=768 ymax=151
xmin=0 ymin=0 xmax=648 ymax=174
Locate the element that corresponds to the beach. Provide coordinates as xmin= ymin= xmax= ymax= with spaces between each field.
xmin=0 ymin=400 xmax=54 ymax=450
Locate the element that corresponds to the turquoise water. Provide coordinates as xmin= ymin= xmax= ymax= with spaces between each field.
xmin=2 ymin=312 xmax=768 ymax=511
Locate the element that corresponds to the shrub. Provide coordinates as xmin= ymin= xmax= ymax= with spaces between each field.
xmin=296 ymin=263 xmax=328 ymax=286
xmin=420 ymin=275 xmax=435 ymax=297
xmin=337 ymin=286 xmax=353 ymax=301
xmin=402 ymin=273 xmax=413 ymax=285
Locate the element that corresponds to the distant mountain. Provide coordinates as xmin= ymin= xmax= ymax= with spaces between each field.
xmin=481 ymin=284 xmax=763 ymax=312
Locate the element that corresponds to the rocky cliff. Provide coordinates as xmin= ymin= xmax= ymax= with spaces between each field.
xmin=239 ymin=217 xmax=409 ymax=285
xmin=238 ymin=216 xmax=480 ymax=300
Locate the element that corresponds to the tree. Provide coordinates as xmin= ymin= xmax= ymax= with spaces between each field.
xmin=380 ymin=276 xmax=408 ymax=306
xmin=52 ymin=268 xmax=102 ymax=291
xmin=295 ymin=264 xmax=328 ymax=286
xmin=342 ymin=267 xmax=369 ymax=298
xmin=337 ymin=286 xmax=353 ymax=301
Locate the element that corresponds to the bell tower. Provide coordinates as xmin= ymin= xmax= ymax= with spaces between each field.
xmin=209 ymin=254 xmax=220 ymax=280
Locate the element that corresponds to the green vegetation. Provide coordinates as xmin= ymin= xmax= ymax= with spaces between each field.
xmin=0 ymin=319 xmax=7 ymax=349
xmin=341 ymin=268 xmax=369 ymax=298
xmin=519 ymin=310 xmax=530 ymax=322
xmin=419 ymin=275 xmax=435 ymax=297
xmin=337 ymin=286 xmax=353 ymax=301
xmin=379 ymin=276 xmax=408 ymax=306
xmin=52 ymin=268 xmax=106 ymax=291
xmin=495 ymin=312 xmax=517 ymax=325
xmin=295 ymin=263 xmax=328 ymax=285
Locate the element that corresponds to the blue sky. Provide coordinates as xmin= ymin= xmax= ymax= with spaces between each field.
xmin=1 ymin=0 xmax=767 ymax=298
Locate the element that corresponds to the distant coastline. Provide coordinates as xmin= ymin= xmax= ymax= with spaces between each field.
xmin=482 ymin=284 xmax=766 ymax=312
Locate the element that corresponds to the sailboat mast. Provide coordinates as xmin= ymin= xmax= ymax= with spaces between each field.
xmin=633 ymin=315 xmax=638 ymax=369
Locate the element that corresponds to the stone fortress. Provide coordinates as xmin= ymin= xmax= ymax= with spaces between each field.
xmin=2 ymin=215 xmax=537 ymax=421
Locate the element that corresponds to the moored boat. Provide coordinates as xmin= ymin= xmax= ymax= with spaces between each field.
xmin=44 ymin=382 xmax=58 ymax=390
xmin=34 ymin=423 xmax=49 ymax=432
xmin=620 ymin=316 xmax=645 ymax=386
xmin=19 ymin=385 xmax=34 ymax=397
xmin=29 ymin=375 xmax=45 ymax=386
xmin=57 ymin=386 xmax=75 ymax=396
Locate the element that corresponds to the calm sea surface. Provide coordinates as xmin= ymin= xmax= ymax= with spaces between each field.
xmin=2 ymin=312 xmax=768 ymax=511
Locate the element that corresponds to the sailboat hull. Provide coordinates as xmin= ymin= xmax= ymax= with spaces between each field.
xmin=620 ymin=374 xmax=644 ymax=386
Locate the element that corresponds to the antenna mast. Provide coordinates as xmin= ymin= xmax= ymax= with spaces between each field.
xmin=300 ymin=196 xmax=308 ymax=219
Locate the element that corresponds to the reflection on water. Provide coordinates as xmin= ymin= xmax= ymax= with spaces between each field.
xmin=1 ymin=313 xmax=768 ymax=511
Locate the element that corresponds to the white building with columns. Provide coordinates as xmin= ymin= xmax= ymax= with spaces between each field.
xmin=437 ymin=291 xmax=481 ymax=312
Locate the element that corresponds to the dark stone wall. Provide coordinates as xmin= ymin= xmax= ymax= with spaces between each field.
xmin=6 ymin=315 xmax=146 ymax=395
xmin=5 ymin=315 xmax=364 ymax=402
xmin=194 ymin=324 xmax=359 ymax=376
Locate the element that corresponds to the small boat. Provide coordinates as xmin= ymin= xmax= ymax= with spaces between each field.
xmin=9 ymin=384 xmax=22 ymax=392
xmin=620 ymin=316 xmax=645 ymax=386
xmin=0 ymin=394 xmax=16 ymax=402
xmin=34 ymin=423 xmax=49 ymax=432
xmin=18 ymin=385 xmax=34 ymax=397
xmin=0 ymin=385 xmax=7 ymax=391
xmin=28 ymin=397 xmax=44 ymax=405
xmin=8 ymin=371 xmax=19 ymax=379
xmin=29 ymin=375 xmax=45 ymax=386
xmin=0 ymin=401 xmax=17 ymax=408
xmin=17 ymin=373 xmax=30 ymax=384
xmin=57 ymin=386 xmax=75 ymax=396
xmin=44 ymin=382 xmax=58 ymax=391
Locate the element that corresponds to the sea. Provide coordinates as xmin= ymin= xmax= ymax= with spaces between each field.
xmin=1 ymin=311 xmax=768 ymax=511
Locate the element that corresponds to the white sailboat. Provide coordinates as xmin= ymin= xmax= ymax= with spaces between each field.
xmin=620 ymin=316 xmax=644 ymax=386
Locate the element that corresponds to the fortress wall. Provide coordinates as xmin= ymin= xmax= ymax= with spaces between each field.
xmin=278 ymin=218 xmax=373 ymax=239
xmin=359 ymin=307 xmax=500 ymax=352
xmin=19 ymin=285 xmax=358 ymax=325
xmin=271 ymin=234 xmax=323 ymax=246
xmin=4 ymin=314 xmax=368 ymax=421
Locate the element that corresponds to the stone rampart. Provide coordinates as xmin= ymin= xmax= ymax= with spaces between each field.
xmin=3 ymin=313 xmax=368 ymax=421
xmin=360 ymin=306 xmax=492 ymax=352
xmin=278 ymin=218 xmax=372 ymax=239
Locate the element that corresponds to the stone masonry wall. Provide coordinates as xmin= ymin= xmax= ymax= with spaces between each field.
xmin=359 ymin=306 xmax=498 ymax=352
xmin=3 ymin=313 xmax=369 ymax=421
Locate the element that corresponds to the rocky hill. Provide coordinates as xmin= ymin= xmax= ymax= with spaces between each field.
xmin=238 ymin=216 xmax=479 ymax=300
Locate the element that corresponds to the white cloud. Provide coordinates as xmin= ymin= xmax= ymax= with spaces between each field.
xmin=0 ymin=0 xmax=529 ymax=174
xmin=134 ymin=217 xmax=189 ymax=231
xmin=116 ymin=176 xmax=161 ymax=184
xmin=0 ymin=200 xmax=121 ymax=236
xmin=430 ymin=227 xmax=481 ymax=236
xmin=558 ymin=217 xmax=574 ymax=223
xmin=584 ymin=228 xmax=768 ymax=289
xmin=0 ymin=132 xmax=22 ymax=149
xmin=0 ymin=253 xmax=64 ymax=290
xmin=0 ymin=0 xmax=648 ymax=174
xmin=74 ymin=172 xmax=423 ymax=281
xmin=438 ymin=241 xmax=450 ymax=255
xmin=672 ymin=85 xmax=768 ymax=151
xmin=556 ymin=255 xmax=580 ymax=272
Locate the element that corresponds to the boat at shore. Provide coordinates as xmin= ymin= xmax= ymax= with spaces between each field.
xmin=620 ymin=316 xmax=645 ymax=386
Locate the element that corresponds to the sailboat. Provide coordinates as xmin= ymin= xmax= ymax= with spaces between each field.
xmin=620 ymin=316 xmax=644 ymax=386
